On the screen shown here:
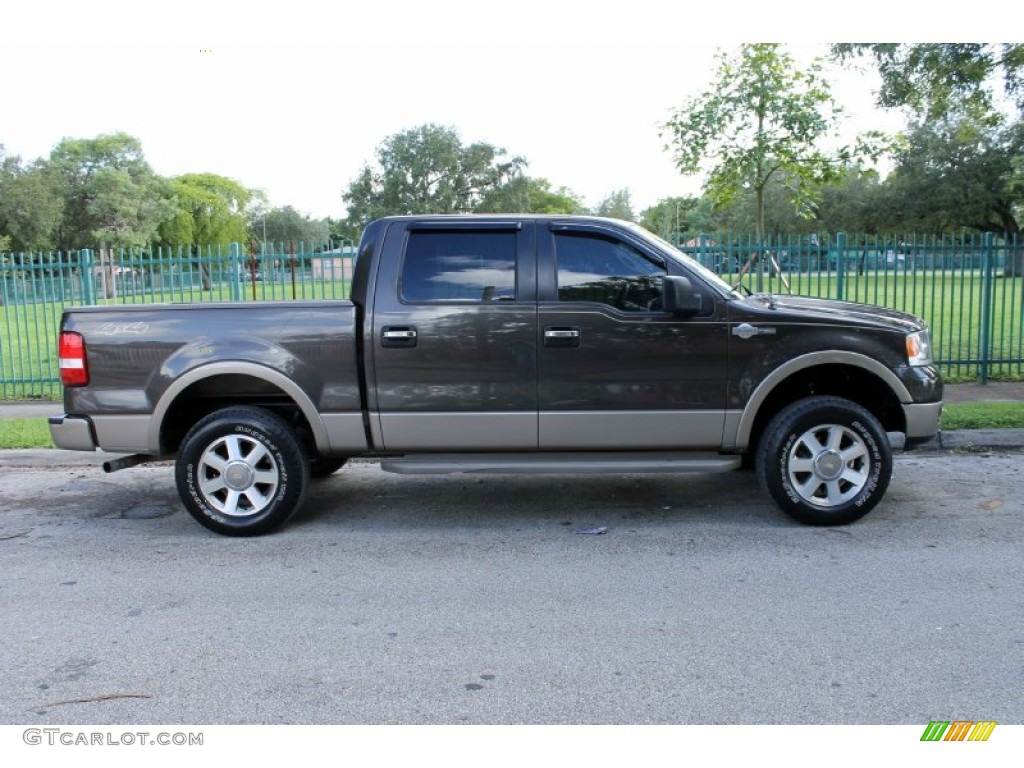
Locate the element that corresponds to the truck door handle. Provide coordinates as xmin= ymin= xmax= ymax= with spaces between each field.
xmin=544 ymin=326 xmax=580 ymax=348
xmin=382 ymin=326 xmax=418 ymax=348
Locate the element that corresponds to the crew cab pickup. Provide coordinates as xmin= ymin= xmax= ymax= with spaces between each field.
xmin=49 ymin=216 xmax=943 ymax=535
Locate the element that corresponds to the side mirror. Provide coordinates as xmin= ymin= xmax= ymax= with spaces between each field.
xmin=662 ymin=275 xmax=703 ymax=316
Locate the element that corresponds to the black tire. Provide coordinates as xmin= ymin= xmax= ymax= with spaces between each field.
xmin=175 ymin=407 xmax=310 ymax=536
xmin=309 ymin=456 xmax=347 ymax=479
xmin=756 ymin=396 xmax=892 ymax=526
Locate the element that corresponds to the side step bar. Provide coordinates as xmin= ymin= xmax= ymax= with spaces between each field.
xmin=380 ymin=452 xmax=742 ymax=475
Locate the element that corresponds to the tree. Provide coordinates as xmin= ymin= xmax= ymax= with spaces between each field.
xmin=830 ymin=44 xmax=1024 ymax=274
xmin=639 ymin=196 xmax=713 ymax=242
xmin=48 ymin=133 xmax=175 ymax=250
xmin=833 ymin=44 xmax=1024 ymax=120
xmin=0 ymin=146 xmax=63 ymax=252
xmin=705 ymin=175 xmax=810 ymax=234
xmin=594 ymin=188 xmax=636 ymax=221
xmin=249 ymin=205 xmax=329 ymax=246
xmin=1011 ymin=152 xmax=1024 ymax=210
xmin=326 ymin=216 xmax=361 ymax=244
xmin=342 ymin=124 xmax=526 ymax=226
xmin=664 ymin=44 xmax=857 ymax=248
xmin=812 ymin=167 xmax=887 ymax=234
xmin=153 ymin=173 xmax=253 ymax=290
xmin=477 ymin=175 xmax=585 ymax=214
xmin=875 ymin=115 xmax=1024 ymax=275
xmin=159 ymin=173 xmax=252 ymax=248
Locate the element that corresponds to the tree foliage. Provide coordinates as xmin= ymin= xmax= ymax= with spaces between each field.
xmin=594 ymin=188 xmax=636 ymax=222
xmin=326 ymin=216 xmax=361 ymax=244
xmin=250 ymin=205 xmax=329 ymax=245
xmin=639 ymin=196 xmax=717 ymax=242
xmin=833 ymin=43 xmax=1024 ymax=120
xmin=690 ymin=167 xmax=887 ymax=235
xmin=811 ymin=168 xmax=886 ymax=234
xmin=478 ymin=176 xmax=585 ymax=215
xmin=343 ymin=124 xmax=526 ymax=226
xmin=878 ymin=116 xmax=1022 ymax=235
xmin=707 ymin=176 xmax=808 ymax=234
xmin=829 ymin=43 xmax=1024 ymax=274
xmin=664 ymin=44 xmax=859 ymax=242
xmin=0 ymin=146 xmax=63 ymax=251
xmin=48 ymin=133 xmax=175 ymax=249
xmin=159 ymin=173 xmax=252 ymax=248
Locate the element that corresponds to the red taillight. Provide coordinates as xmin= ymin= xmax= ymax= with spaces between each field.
xmin=59 ymin=331 xmax=89 ymax=387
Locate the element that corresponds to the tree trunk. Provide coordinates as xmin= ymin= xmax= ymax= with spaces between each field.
xmin=189 ymin=247 xmax=212 ymax=291
xmin=98 ymin=246 xmax=118 ymax=300
xmin=991 ymin=214 xmax=1021 ymax=277
xmin=1003 ymin=235 xmax=1022 ymax=278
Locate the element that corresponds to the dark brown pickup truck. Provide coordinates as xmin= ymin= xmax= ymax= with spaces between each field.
xmin=50 ymin=215 xmax=942 ymax=535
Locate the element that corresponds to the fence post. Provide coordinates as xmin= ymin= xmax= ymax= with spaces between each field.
xmin=978 ymin=232 xmax=995 ymax=384
xmin=835 ymin=232 xmax=846 ymax=301
xmin=229 ymin=242 xmax=241 ymax=301
xmin=79 ymin=249 xmax=94 ymax=304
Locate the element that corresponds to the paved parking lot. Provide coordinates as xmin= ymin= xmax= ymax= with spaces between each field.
xmin=1 ymin=451 xmax=1022 ymax=725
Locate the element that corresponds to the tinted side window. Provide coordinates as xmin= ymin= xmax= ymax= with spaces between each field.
xmin=401 ymin=230 xmax=516 ymax=302
xmin=555 ymin=231 xmax=665 ymax=311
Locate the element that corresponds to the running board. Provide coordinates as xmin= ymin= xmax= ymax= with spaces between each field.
xmin=379 ymin=452 xmax=742 ymax=475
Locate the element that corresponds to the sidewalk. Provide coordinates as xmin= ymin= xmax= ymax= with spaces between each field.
xmin=0 ymin=401 xmax=58 ymax=419
xmin=940 ymin=380 xmax=1024 ymax=404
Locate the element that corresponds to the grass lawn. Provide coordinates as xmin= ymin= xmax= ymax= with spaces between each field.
xmin=0 ymin=418 xmax=54 ymax=449
xmin=939 ymin=401 xmax=1024 ymax=430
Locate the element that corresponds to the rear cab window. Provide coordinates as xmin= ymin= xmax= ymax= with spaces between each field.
xmin=401 ymin=229 xmax=517 ymax=303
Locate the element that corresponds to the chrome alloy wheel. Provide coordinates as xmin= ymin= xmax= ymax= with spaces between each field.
xmin=786 ymin=423 xmax=870 ymax=507
xmin=197 ymin=433 xmax=280 ymax=517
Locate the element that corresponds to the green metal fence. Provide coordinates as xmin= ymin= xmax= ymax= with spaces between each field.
xmin=2 ymin=233 xmax=1022 ymax=399
xmin=1 ymin=241 xmax=356 ymax=399
xmin=680 ymin=231 xmax=1023 ymax=384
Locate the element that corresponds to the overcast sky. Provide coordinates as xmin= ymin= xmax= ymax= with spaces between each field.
xmin=3 ymin=2 xmax=958 ymax=219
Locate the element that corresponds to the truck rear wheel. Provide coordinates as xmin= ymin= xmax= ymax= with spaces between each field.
xmin=756 ymin=396 xmax=892 ymax=526
xmin=175 ymin=407 xmax=309 ymax=536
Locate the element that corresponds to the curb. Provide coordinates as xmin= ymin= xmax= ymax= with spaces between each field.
xmin=898 ymin=429 xmax=1024 ymax=453
xmin=938 ymin=429 xmax=1024 ymax=451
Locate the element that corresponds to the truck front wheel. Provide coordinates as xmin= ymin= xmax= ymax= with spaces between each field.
xmin=756 ymin=396 xmax=892 ymax=526
xmin=175 ymin=407 xmax=310 ymax=536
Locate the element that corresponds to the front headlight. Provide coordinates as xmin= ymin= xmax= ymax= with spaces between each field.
xmin=906 ymin=330 xmax=933 ymax=366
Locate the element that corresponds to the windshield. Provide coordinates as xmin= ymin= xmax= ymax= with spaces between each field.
xmin=623 ymin=223 xmax=742 ymax=299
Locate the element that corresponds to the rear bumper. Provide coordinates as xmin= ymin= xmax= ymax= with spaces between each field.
xmin=48 ymin=414 xmax=98 ymax=451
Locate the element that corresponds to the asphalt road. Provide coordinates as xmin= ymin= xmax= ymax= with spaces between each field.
xmin=1 ymin=451 xmax=1022 ymax=725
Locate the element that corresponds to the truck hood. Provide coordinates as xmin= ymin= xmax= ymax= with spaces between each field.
xmin=742 ymin=294 xmax=926 ymax=334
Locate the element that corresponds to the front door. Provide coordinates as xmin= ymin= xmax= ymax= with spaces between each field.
xmin=537 ymin=223 xmax=729 ymax=450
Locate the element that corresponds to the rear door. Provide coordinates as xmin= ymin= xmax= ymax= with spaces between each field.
xmin=537 ymin=222 xmax=729 ymax=449
xmin=367 ymin=219 xmax=538 ymax=450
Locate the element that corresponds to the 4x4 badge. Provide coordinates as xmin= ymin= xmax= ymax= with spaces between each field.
xmin=732 ymin=323 xmax=777 ymax=339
